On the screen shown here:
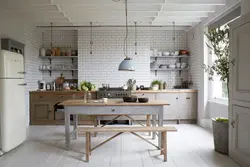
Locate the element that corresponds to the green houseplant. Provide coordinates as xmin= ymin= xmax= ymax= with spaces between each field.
xmin=204 ymin=25 xmax=230 ymax=154
xmin=151 ymin=80 xmax=161 ymax=90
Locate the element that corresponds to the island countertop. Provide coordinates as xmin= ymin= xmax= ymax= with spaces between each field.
xmin=59 ymin=99 xmax=169 ymax=106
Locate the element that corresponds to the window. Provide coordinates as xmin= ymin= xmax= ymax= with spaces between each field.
xmin=210 ymin=44 xmax=228 ymax=100
xmin=206 ymin=5 xmax=241 ymax=102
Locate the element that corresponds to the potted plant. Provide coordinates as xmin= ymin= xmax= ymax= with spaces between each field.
xmin=151 ymin=80 xmax=161 ymax=90
xmin=203 ymin=25 xmax=230 ymax=154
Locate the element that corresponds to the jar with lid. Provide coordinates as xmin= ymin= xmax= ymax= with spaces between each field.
xmin=160 ymin=82 xmax=164 ymax=90
xmin=163 ymin=82 xmax=167 ymax=89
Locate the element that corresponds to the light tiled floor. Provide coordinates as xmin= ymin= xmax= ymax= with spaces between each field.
xmin=0 ymin=125 xmax=241 ymax=167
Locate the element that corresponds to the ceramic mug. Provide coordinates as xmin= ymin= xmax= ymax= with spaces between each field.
xmin=103 ymin=98 xmax=108 ymax=103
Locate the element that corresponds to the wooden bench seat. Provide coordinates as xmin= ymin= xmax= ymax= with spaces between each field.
xmin=77 ymin=126 xmax=177 ymax=162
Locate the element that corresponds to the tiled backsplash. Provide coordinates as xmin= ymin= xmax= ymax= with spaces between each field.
xmin=78 ymin=28 xmax=188 ymax=88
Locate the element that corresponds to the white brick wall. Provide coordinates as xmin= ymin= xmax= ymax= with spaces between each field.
xmin=41 ymin=30 xmax=78 ymax=82
xmin=78 ymin=28 xmax=188 ymax=88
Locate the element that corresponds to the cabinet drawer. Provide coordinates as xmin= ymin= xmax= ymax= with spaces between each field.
xmin=30 ymin=94 xmax=56 ymax=102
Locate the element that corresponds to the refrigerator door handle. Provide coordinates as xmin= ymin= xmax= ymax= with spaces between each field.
xmin=18 ymin=83 xmax=27 ymax=86
xmin=17 ymin=72 xmax=26 ymax=74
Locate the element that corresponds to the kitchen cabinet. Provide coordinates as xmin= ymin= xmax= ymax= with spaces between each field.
xmin=30 ymin=102 xmax=54 ymax=125
xmin=156 ymin=92 xmax=197 ymax=121
xmin=29 ymin=91 xmax=97 ymax=125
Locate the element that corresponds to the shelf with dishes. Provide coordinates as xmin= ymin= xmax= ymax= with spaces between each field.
xmin=39 ymin=55 xmax=78 ymax=64
xmin=151 ymin=62 xmax=189 ymax=76
xmin=39 ymin=64 xmax=78 ymax=77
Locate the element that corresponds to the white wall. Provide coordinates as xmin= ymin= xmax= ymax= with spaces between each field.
xmin=241 ymin=0 xmax=250 ymax=15
xmin=0 ymin=15 xmax=41 ymax=124
xmin=78 ymin=28 xmax=188 ymax=88
xmin=187 ymin=0 xmax=240 ymax=129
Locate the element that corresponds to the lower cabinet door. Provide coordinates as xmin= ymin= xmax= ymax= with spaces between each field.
xmin=31 ymin=103 xmax=54 ymax=122
xmin=156 ymin=93 xmax=178 ymax=120
xmin=230 ymin=104 xmax=250 ymax=166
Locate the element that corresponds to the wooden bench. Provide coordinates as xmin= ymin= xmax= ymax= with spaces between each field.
xmin=77 ymin=126 xmax=177 ymax=162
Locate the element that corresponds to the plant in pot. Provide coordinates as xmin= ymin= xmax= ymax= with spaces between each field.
xmin=203 ymin=25 xmax=230 ymax=154
xmin=78 ymin=81 xmax=96 ymax=103
xmin=151 ymin=80 xmax=161 ymax=90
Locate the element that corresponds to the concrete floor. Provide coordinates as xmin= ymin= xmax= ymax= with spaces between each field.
xmin=0 ymin=124 xmax=241 ymax=167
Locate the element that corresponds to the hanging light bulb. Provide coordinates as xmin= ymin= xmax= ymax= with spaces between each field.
xmin=118 ymin=0 xmax=135 ymax=71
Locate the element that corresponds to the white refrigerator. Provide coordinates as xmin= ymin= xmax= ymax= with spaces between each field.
xmin=0 ymin=50 xmax=26 ymax=155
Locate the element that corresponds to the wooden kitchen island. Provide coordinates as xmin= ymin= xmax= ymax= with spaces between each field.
xmin=59 ymin=99 xmax=169 ymax=149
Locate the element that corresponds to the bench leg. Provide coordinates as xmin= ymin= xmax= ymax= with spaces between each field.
xmin=146 ymin=115 xmax=151 ymax=136
xmin=152 ymin=115 xmax=156 ymax=140
xmin=86 ymin=132 xmax=90 ymax=162
xmin=93 ymin=116 xmax=98 ymax=137
xmin=161 ymin=131 xmax=167 ymax=162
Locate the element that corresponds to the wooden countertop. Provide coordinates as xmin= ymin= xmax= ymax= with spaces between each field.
xmin=59 ymin=99 xmax=169 ymax=106
xmin=30 ymin=90 xmax=97 ymax=93
xmin=132 ymin=89 xmax=198 ymax=93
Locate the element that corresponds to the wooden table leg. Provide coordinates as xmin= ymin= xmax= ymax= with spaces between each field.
xmin=86 ymin=132 xmax=90 ymax=162
xmin=89 ymin=133 xmax=91 ymax=155
xmin=161 ymin=131 xmax=164 ymax=155
xmin=146 ymin=115 xmax=151 ymax=136
xmin=162 ymin=131 xmax=167 ymax=162
xmin=64 ymin=108 xmax=70 ymax=150
xmin=93 ymin=116 xmax=98 ymax=137
xmin=73 ymin=114 xmax=78 ymax=140
xmin=152 ymin=114 xmax=156 ymax=140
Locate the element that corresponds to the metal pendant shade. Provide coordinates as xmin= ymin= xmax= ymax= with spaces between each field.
xmin=118 ymin=58 xmax=135 ymax=71
xmin=118 ymin=0 xmax=135 ymax=71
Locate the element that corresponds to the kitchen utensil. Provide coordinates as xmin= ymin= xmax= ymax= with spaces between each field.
xmin=138 ymin=97 xmax=149 ymax=103
xmin=176 ymin=63 xmax=181 ymax=68
xmin=123 ymin=96 xmax=137 ymax=103
xmin=162 ymin=52 xmax=170 ymax=56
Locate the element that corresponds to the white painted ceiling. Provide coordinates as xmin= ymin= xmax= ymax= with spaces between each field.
xmin=0 ymin=0 xmax=227 ymax=27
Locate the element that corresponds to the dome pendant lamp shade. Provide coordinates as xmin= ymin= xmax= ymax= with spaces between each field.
xmin=118 ymin=0 xmax=135 ymax=71
xmin=118 ymin=57 xmax=135 ymax=71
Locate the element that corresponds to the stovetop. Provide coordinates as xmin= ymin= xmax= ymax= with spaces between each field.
xmin=97 ymin=87 xmax=131 ymax=99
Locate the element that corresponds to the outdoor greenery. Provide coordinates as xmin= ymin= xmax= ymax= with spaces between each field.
xmin=203 ymin=25 xmax=230 ymax=94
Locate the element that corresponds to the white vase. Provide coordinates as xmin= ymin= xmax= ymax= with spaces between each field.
xmin=40 ymin=47 xmax=46 ymax=57
xmin=132 ymin=84 xmax=137 ymax=91
xmin=152 ymin=85 xmax=159 ymax=90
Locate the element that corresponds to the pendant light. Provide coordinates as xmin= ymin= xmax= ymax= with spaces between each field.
xmin=118 ymin=0 xmax=135 ymax=71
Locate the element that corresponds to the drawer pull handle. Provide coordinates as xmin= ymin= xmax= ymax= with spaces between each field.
xmin=176 ymin=97 xmax=178 ymax=100
xmin=112 ymin=109 xmax=115 ymax=112
xmin=186 ymin=97 xmax=191 ymax=99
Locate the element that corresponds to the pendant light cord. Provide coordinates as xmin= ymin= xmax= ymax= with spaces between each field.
xmin=123 ymin=0 xmax=128 ymax=58
xmin=134 ymin=22 xmax=137 ymax=55
xmin=90 ymin=22 xmax=93 ymax=54
xmin=173 ymin=21 xmax=176 ymax=51
xmin=50 ymin=22 xmax=53 ymax=49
